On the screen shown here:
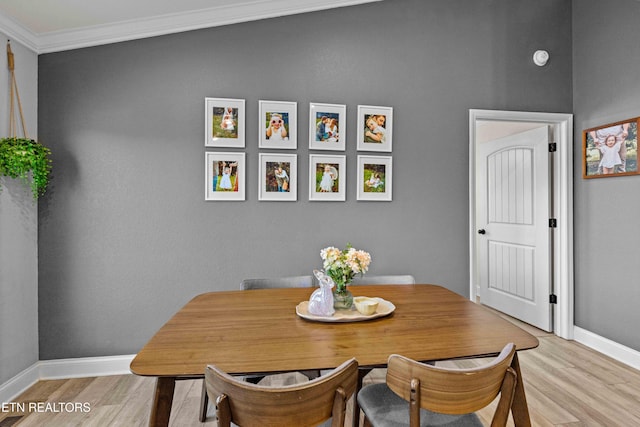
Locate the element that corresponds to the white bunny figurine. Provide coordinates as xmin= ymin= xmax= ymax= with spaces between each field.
xmin=308 ymin=270 xmax=335 ymax=317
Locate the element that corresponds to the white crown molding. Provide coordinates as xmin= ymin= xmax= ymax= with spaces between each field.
xmin=0 ymin=10 xmax=39 ymax=52
xmin=0 ymin=0 xmax=381 ymax=54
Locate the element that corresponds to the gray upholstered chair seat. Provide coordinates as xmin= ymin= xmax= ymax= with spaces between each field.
xmin=357 ymin=383 xmax=482 ymax=427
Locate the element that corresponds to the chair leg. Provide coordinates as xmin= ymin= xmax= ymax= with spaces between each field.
xmin=199 ymin=378 xmax=209 ymax=422
xmin=351 ymin=368 xmax=370 ymax=427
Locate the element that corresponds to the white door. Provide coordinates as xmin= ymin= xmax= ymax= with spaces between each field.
xmin=476 ymin=126 xmax=552 ymax=331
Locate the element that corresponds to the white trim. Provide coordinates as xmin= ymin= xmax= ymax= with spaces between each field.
xmin=0 ymin=11 xmax=39 ymax=52
xmin=0 ymin=354 xmax=135 ymax=403
xmin=469 ymin=109 xmax=574 ymax=340
xmin=0 ymin=364 xmax=40 ymax=404
xmin=0 ymin=0 xmax=382 ymax=54
xmin=37 ymin=354 xmax=135 ymax=380
xmin=574 ymin=327 xmax=640 ymax=371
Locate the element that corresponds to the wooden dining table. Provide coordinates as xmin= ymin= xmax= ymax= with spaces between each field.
xmin=130 ymin=284 xmax=539 ymax=427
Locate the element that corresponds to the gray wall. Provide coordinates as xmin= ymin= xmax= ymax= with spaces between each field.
xmin=0 ymin=35 xmax=39 ymax=384
xmin=573 ymin=0 xmax=640 ymax=350
xmin=37 ymin=0 xmax=572 ymax=359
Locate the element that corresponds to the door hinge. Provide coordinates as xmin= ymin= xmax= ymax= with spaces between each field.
xmin=549 ymin=218 xmax=557 ymax=228
xmin=549 ymin=142 xmax=557 ymax=152
xmin=549 ymin=294 xmax=557 ymax=304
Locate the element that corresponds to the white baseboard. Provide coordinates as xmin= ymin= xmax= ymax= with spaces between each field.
xmin=574 ymin=326 xmax=640 ymax=371
xmin=0 ymin=363 xmax=40 ymax=405
xmin=37 ymin=354 xmax=135 ymax=380
xmin=0 ymin=354 xmax=135 ymax=403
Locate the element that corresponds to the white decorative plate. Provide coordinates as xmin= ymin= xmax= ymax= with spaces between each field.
xmin=296 ymin=297 xmax=395 ymax=323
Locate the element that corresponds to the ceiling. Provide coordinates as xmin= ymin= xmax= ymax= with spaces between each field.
xmin=0 ymin=0 xmax=381 ymax=54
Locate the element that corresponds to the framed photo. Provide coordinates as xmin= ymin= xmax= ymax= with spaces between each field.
xmin=309 ymin=103 xmax=346 ymax=151
xmin=259 ymin=153 xmax=297 ymax=201
xmin=309 ymin=154 xmax=346 ymax=201
xmin=205 ymin=152 xmax=246 ymax=201
xmin=259 ymin=100 xmax=297 ymax=149
xmin=583 ymin=117 xmax=639 ymax=179
xmin=205 ymin=97 xmax=245 ymax=147
xmin=357 ymin=105 xmax=393 ymax=152
xmin=357 ymin=155 xmax=392 ymax=201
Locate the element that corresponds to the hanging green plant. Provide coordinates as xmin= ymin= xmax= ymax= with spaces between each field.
xmin=0 ymin=137 xmax=52 ymax=199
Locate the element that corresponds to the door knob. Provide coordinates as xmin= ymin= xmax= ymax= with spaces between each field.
xmin=478 ymin=229 xmax=486 ymax=235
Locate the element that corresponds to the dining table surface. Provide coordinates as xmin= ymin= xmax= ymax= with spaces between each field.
xmin=130 ymin=284 xmax=539 ymax=427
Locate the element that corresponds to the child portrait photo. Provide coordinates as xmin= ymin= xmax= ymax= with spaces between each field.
xmin=583 ymin=118 xmax=639 ymax=179
xmin=357 ymin=155 xmax=392 ymax=201
xmin=309 ymin=154 xmax=346 ymax=201
xmin=205 ymin=152 xmax=245 ymax=200
xmin=205 ymin=97 xmax=245 ymax=148
xmin=317 ymin=163 xmax=339 ymax=193
xmin=259 ymin=100 xmax=297 ymax=149
xmin=259 ymin=153 xmax=297 ymax=201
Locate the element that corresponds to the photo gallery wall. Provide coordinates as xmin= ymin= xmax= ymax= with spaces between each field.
xmin=205 ymin=97 xmax=393 ymax=202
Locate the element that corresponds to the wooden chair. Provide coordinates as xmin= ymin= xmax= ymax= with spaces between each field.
xmin=349 ymin=274 xmax=415 ymax=285
xmin=357 ymin=343 xmax=517 ymax=427
xmin=198 ymin=275 xmax=315 ymax=421
xmin=205 ymin=358 xmax=359 ymax=427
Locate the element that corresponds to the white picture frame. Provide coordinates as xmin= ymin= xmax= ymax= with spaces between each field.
xmin=258 ymin=100 xmax=297 ymax=150
xmin=259 ymin=153 xmax=297 ymax=201
xmin=309 ymin=154 xmax=346 ymax=201
xmin=357 ymin=155 xmax=392 ymax=201
xmin=205 ymin=152 xmax=246 ymax=201
xmin=357 ymin=105 xmax=393 ymax=152
xmin=205 ymin=97 xmax=245 ymax=148
xmin=308 ymin=102 xmax=346 ymax=151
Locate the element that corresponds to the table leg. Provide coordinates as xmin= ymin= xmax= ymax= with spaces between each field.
xmin=199 ymin=378 xmax=209 ymax=422
xmin=149 ymin=377 xmax=176 ymax=427
xmin=510 ymin=353 xmax=532 ymax=427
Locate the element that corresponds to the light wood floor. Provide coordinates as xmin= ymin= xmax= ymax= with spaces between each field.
xmin=3 ymin=313 xmax=640 ymax=426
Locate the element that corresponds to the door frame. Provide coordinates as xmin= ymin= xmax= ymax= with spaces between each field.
xmin=469 ymin=109 xmax=574 ymax=340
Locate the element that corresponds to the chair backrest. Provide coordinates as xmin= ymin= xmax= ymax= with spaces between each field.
xmin=386 ymin=343 xmax=517 ymax=425
xmin=240 ymin=275 xmax=314 ymax=290
xmin=206 ymin=358 xmax=358 ymax=427
xmin=350 ymin=274 xmax=416 ymax=285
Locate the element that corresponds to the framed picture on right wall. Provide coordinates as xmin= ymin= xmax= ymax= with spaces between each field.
xmin=357 ymin=155 xmax=392 ymax=201
xmin=582 ymin=117 xmax=639 ymax=178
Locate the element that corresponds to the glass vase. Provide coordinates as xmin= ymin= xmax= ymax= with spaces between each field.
xmin=333 ymin=287 xmax=354 ymax=310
